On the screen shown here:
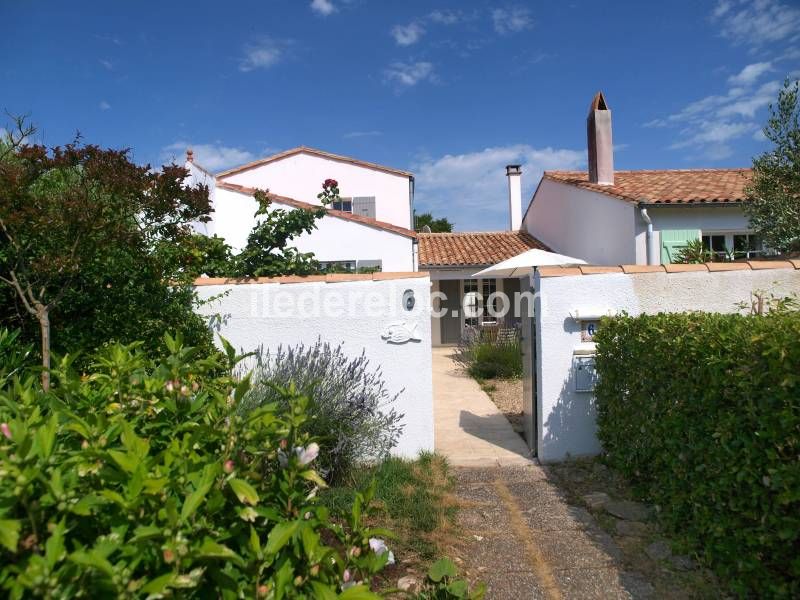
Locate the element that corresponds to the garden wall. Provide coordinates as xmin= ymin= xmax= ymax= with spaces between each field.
xmin=533 ymin=260 xmax=800 ymax=463
xmin=194 ymin=272 xmax=434 ymax=458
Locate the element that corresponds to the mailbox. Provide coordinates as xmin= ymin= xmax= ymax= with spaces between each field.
xmin=573 ymin=356 xmax=598 ymax=392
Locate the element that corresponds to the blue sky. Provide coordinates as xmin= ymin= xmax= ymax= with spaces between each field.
xmin=2 ymin=0 xmax=799 ymax=230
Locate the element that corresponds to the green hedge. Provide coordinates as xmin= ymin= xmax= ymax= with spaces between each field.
xmin=593 ymin=311 xmax=800 ymax=598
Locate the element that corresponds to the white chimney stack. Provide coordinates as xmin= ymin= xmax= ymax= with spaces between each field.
xmin=506 ymin=164 xmax=522 ymax=231
xmin=587 ymin=91 xmax=614 ymax=185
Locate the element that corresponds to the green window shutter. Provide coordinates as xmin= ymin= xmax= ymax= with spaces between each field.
xmin=660 ymin=229 xmax=700 ymax=264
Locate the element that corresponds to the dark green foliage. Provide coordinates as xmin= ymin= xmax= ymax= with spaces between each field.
xmin=243 ymin=340 xmax=404 ymax=483
xmin=0 ymin=332 xmax=390 ymax=598
xmin=232 ymin=190 xmax=326 ymax=278
xmin=744 ymin=78 xmax=800 ymax=253
xmin=593 ymin=311 xmax=800 ymax=598
xmin=0 ymin=127 xmax=215 ymax=371
xmin=415 ymin=213 xmax=453 ymax=233
xmin=675 ymin=238 xmax=713 ymax=264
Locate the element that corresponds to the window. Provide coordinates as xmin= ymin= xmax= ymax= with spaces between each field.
xmin=332 ymin=199 xmax=352 ymax=213
xmin=463 ymin=279 xmax=479 ymax=328
xmin=332 ymin=197 xmax=376 ymax=218
xmin=701 ymin=231 xmax=768 ymax=261
xmin=481 ymin=279 xmax=498 ymax=325
xmin=319 ymin=260 xmax=356 ymax=273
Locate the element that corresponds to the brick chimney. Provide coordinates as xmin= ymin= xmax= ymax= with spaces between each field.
xmin=587 ymin=92 xmax=614 ymax=185
xmin=506 ymin=165 xmax=522 ymax=231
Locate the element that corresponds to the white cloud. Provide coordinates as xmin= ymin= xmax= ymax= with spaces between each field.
xmin=162 ymin=142 xmax=255 ymax=171
xmin=343 ymin=130 xmax=382 ymax=139
xmin=727 ymin=61 xmax=773 ymax=86
xmin=492 ymin=6 xmax=533 ymax=35
xmin=99 ymin=59 xmax=114 ymax=71
xmin=412 ymin=144 xmax=583 ymax=231
xmin=99 ymin=100 xmax=111 ymax=111
xmin=644 ymin=52 xmax=786 ymax=160
xmin=428 ymin=9 xmax=467 ymax=25
xmin=310 ymin=0 xmax=335 ymax=16
xmin=239 ymin=38 xmax=287 ymax=72
xmin=391 ymin=22 xmax=425 ymax=46
xmin=711 ymin=0 xmax=800 ymax=46
xmin=383 ymin=61 xmax=436 ymax=87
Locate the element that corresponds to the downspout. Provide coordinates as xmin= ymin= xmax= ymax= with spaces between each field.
xmin=409 ymin=176 xmax=415 ymax=231
xmin=639 ymin=204 xmax=655 ymax=265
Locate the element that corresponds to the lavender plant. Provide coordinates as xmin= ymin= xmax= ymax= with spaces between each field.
xmin=243 ymin=340 xmax=405 ymax=483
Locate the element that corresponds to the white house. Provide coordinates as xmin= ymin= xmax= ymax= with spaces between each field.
xmin=186 ymin=146 xmax=417 ymax=272
xmin=523 ymin=92 xmax=760 ymax=265
xmin=419 ymin=166 xmax=550 ymax=345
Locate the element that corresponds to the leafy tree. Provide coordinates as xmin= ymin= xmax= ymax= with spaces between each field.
xmin=189 ymin=179 xmax=339 ymax=278
xmin=415 ymin=211 xmax=454 ymax=233
xmin=744 ymin=78 xmax=800 ymax=254
xmin=0 ymin=120 xmax=212 ymax=388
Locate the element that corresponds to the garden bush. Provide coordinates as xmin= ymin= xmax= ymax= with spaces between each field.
xmin=453 ymin=328 xmax=522 ymax=380
xmin=593 ymin=310 xmax=800 ymax=598
xmin=0 ymin=331 xmax=393 ymax=598
xmin=243 ymin=340 xmax=404 ymax=483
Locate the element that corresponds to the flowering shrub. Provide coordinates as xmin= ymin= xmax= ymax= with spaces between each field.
xmin=0 ymin=332 xmax=393 ymax=598
xmin=244 ymin=340 xmax=404 ymax=483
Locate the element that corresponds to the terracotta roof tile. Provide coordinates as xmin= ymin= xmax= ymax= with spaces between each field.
xmin=544 ymin=169 xmax=751 ymax=204
xmin=418 ymin=231 xmax=549 ymax=267
xmin=217 ymin=182 xmax=416 ymax=239
xmin=216 ymin=146 xmax=413 ymax=179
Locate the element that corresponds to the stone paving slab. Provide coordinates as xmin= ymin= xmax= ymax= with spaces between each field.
xmin=453 ymin=467 xmax=651 ymax=600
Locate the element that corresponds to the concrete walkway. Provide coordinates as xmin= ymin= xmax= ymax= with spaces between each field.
xmin=432 ymin=347 xmax=533 ymax=467
xmin=432 ymin=348 xmax=650 ymax=598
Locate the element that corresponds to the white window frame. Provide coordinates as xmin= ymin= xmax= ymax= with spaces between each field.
xmin=461 ymin=278 xmax=501 ymax=331
xmin=700 ymin=230 xmax=769 ymax=261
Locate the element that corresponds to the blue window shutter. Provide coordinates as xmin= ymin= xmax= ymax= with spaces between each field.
xmin=660 ymin=229 xmax=700 ymax=263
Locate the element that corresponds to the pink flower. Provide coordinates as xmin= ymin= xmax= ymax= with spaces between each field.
xmin=1 ymin=423 xmax=10 ymax=440
xmin=343 ymin=569 xmax=351 ymax=582
xmin=296 ymin=443 xmax=319 ymax=466
xmin=224 ymin=460 xmax=235 ymax=473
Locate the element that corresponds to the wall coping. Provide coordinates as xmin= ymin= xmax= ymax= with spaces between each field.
xmin=539 ymin=260 xmax=800 ymax=278
xmin=194 ymin=271 xmax=430 ymax=286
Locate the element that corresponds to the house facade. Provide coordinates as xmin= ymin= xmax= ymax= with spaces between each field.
xmin=523 ymin=93 xmax=760 ymax=265
xmin=186 ymin=146 xmax=417 ymax=272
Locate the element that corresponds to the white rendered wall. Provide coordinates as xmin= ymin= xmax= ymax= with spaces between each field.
xmin=534 ymin=267 xmax=800 ymax=463
xmin=221 ymin=152 xmax=412 ymax=229
xmin=185 ymin=161 xmax=216 ymax=236
xmin=213 ymin=186 xmax=414 ymax=271
xmin=523 ymin=179 xmax=637 ymax=264
xmin=194 ymin=275 xmax=434 ymax=458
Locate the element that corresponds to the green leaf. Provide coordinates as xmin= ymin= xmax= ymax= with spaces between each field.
xmin=339 ymin=584 xmax=382 ymax=599
xmin=45 ymin=519 xmax=66 ymax=568
xmin=446 ymin=579 xmax=469 ymax=598
xmin=196 ymin=539 xmax=244 ymax=567
xmin=0 ymin=519 xmax=20 ymax=552
xmin=228 ymin=478 xmax=259 ymax=506
xmin=69 ymin=550 xmax=115 ymax=577
xmin=35 ymin=414 xmax=58 ymax=459
xmin=264 ymin=521 xmax=299 ymax=555
xmin=108 ymin=449 xmax=139 ymax=473
xmin=249 ymin=526 xmax=261 ymax=556
xmin=300 ymin=469 xmax=328 ymax=488
xmin=428 ymin=558 xmax=457 ymax=583
xmin=141 ymin=572 xmax=175 ymax=595
xmin=180 ymin=464 xmax=218 ymax=522
xmin=310 ymin=581 xmax=338 ymax=600
xmin=129 ymin=525 xmax=162 ymax=544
